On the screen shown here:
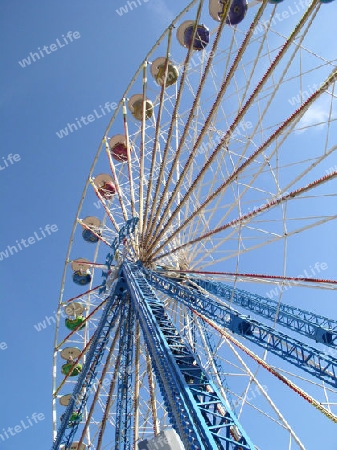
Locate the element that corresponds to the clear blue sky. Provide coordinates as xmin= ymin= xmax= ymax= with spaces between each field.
xmin=0 ymin=1 xmax=336 ymax=449
xmin=0 ymin=2 xmax=184 ymax=449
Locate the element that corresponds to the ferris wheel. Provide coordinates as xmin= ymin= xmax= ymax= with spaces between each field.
xmin=51 ymin=0 xmax=337 ymax=449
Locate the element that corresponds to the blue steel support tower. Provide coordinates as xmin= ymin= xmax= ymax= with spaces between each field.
xmin=52 ymin=261 xmax=337 ymax=450
xmin=51 ymin=0 xmax=337 ymax=446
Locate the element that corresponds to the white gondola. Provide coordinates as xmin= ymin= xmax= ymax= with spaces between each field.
xmin=71 ymin=258 xmax=91 ymax=274
xmin=82 ymin=216 xmax=101 ymax=231
xmin=150 ymin=57 xmax=179 ymax=87
xmin=59 ymin=394 xmax=72 ymax=407
xmin=176 ymin=20 xmax=209 ymax=50
xmin=64 ymin=302 xmax=85 ymax=317
xmin=60 ymin=443 xmax=86 ymax=450
xmin=60 ymin=347 xmax=82 ymax=361
xmin=128 ymin=94 xmax=154 ymax=121
xmin=109 ymin=134 xmax=130 ymax=162
xmin=92 ymin=173 xmax=116 ymax=198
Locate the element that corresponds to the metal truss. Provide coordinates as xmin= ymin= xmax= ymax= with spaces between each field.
xmin=146 ymin=270 xmax=337 ymax=388
xmin=200 ymin=321 xmax=237 ymax=413
xmin=123 ymin=262 xmax=255 ymax=450
xmin=52 ymin=276 xmax=127 ymax=450
xmin=191 ymin=277 xmax=337 ymax=347
xmin=115 ymin=299 xmax=135 ymax=450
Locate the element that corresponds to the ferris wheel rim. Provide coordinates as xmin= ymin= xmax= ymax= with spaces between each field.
xmin=52 ymin=0 xmax=200 ymax=435
xmin=52 ymin=0 xmax=337 ymax=447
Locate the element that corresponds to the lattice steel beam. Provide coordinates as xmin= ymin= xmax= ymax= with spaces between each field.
xmin=147 ymin=271 xmax=337 ymax=387
xmin=191 ymin=277 xmax=337 ymax=347
xmin=115 ymin=299 xmax=135 ymax=450
xmin=52 ymin=276 xmax=128 ymax=450
xmin=123 ymin=262 xmax=255 ymax=450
